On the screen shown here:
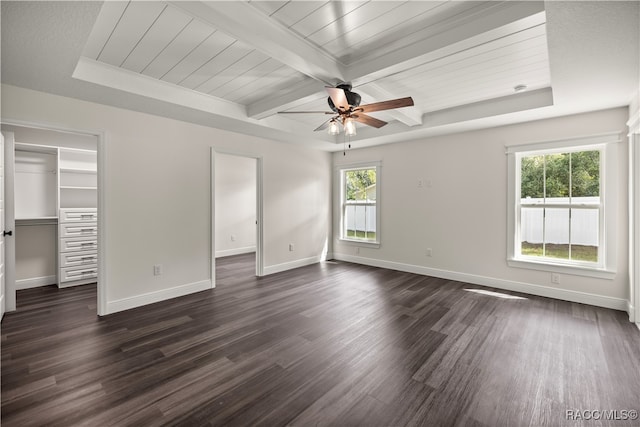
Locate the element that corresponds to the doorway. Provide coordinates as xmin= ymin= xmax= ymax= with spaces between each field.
xmin=1 ymin=121 xmax=105 ymax=316
xmin=211 ymin=150 xmax=263 ymax=287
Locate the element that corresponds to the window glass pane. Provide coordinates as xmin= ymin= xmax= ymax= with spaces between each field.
xmin=364 ymin=206 xmax=376 ymax=240
xmin=521 ymin=155 xmax=544 ymax=199
xmin=570 ymin=208 xmax=599 ymax=262
xmin=571 ymin=150 xmax=600 ymax=198
xmin=345 ymin=169 xmax=376 ymax=202
xmin=544 ymin=208 xmax=570 ymax=259
xmin=520 ymin=207 xmax=544 ymax=257
xmin=344 ymin=205 xmax=356 ymax=237
xmin=545 ymin=153 xmax=570 ymax=198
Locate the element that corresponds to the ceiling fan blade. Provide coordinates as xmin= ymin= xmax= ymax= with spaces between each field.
xmin=358 ymin=97 xmax=414 ymax=113
xmin=314 ymin=119 xmax=333 ymax=132
xmin=278 ymin=111 xmax=334 ymax=114
xmin=325 ymin=87 xmax=350 ymax=111
xmin=351 ymin=113 xmax=387 ymax=129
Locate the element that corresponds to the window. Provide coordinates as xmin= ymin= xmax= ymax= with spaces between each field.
xmin=518 ymin=149 xmax=601 ymax=265
xmin=507 ymin=133 xmax=619 ymax=278
xmin=339 ymin=163 xmax=380 ymax=245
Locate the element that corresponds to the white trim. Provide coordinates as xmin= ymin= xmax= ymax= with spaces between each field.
xmin=630 ymin=132 xmax=640 ymax=325
xmin=2 ymin=118 xmax=108 ymax=316
xmin=627 ymin=110 xmax=640 ymax=134
xmin=16 ymin=275 xmax=57 ymax=290
xmin=0 ymin=294 xmax=4 ymax=321
xmin=335 ymin=161 xmax=382 ymax=246
xmin=507 ymin=259 xmax=616 ymax=279
xmin=211 ymin=150 xmax=264 ymax=282
xmin=106 ymin=279 xmax=211 ymax=315
xmin=263 ymin=255 xmax=325 ymax=276
xmin=628 ymin=302 xmax=635 ymax=323
xmin=333 ymin=253 xmax=628 ymax=311
xmin=216 ymin=246 xmax=256 ymax=258
xmin=507 ymin=134 xmax=619 ymax=279
xmin=505 ymin=131 xmax=622 ymax=154
xmin=210 ymin=148 xmax=215 ymax=288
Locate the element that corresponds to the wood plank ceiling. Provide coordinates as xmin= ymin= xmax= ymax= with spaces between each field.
xmin=78 ymin=0 xmax=551 ymax=145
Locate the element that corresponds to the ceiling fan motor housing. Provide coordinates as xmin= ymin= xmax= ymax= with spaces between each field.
xmin=328 ymin=85 xmax=361 ymax=113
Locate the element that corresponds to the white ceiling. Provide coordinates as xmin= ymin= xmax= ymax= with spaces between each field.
xmin=1 ymin=1 xmax=638 ymax=151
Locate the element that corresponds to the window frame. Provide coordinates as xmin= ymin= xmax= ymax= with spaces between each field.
xmin=506 ymin=132 xmax=620 ymax=279
xmin=338 ymin=161 xmax=381 ymax=247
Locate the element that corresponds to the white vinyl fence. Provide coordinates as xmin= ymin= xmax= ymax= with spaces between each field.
xmin=345 ymin=205 xmax=376 ymax=232
xmin=521 ymin=197 xmax=599 ymax=245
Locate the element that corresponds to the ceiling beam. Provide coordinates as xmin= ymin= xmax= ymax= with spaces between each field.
xmin=247 ymin=79 xmax=324 ymax=120
xmin=168 ymin=1 xmax=346 ymax=86
xmin=357 ymin=83 xmax=423 ymax=127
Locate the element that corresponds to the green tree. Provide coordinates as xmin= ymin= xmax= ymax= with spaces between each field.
xmin=521 ymin=150 xmax=599 ymax=199
xmin=346 ymin=169 xmax=376 ymax=200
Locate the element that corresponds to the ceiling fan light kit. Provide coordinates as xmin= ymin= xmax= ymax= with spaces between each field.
xmin=343 ymin=117 xmax=357 ymax=136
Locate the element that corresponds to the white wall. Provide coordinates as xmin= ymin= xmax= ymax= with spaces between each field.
xmin=1 ymin=84 xmax=332 ymax=314
xmin=215 ymin=153 xmax=256 ymax=258
xmin=334 ymin=108 xmax=630 ymax=308
xmin=15 ymin=224 xmax=56 ymax=284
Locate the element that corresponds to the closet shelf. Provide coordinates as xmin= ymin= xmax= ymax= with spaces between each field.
xmin=60 ymin=186 xmax=98 ymax=190
xmin=59 ymin=167 xmax=96 ymax=174
xmin=16 ymin=217 xmax=58 ymax=226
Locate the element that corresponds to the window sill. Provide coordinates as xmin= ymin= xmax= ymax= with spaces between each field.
xmin=338 ymin=238 xmax=380 ymax=249
xmin=508 ymin=258 xmax=616 ymax=279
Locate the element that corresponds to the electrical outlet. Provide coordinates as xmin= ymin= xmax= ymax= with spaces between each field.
xmin=153 ymin=264 xmax=163 ymax=276
xmin=289 ymin=243 xmax=294 ymax=252
xmin=231 ymin=234 xmax=236 ymax=242
xmin=418 ymin=179 xmax=424 ymax=188
xmin=356 ymin=247 xmax=360 ymax=255
xmin=426 ymin=248 xmax=432 ymax=257
xmin=551 ymin=273 xmax=560 ymax=284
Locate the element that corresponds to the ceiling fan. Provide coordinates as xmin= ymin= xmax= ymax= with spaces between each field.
xmin=278 ymin=83 xmax=414 ymax=137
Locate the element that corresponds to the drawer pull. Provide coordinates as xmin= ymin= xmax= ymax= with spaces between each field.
xmin=80 ymin=228 xmax=95 ymax=232
xmin=80 ymin=215 xmax=94 ymax=219
xmin=80 ymin=242 xmax=95 ymax=247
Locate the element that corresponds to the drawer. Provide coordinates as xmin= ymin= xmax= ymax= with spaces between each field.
xmin=60 ymin=236 xmax=97 ymax=253
xmin=59 ymin=251 xmax=97 ymax=268
xmin=60 ymin=222 xmax=98 ymax=238
xmin=60 ymin=265 xmax=97 ymax=283
xmin=60 ymin=208 xmax=98 ymax=223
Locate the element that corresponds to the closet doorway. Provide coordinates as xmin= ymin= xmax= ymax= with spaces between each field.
xmin=211 ymin=150 xmax=263 ymax=286
xmin=1 ymin=122 xmax=104 ymax=315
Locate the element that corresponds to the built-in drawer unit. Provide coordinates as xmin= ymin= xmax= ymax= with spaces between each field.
xmin=60 ymin=236 xmax=97 ymax=253
xmin=60 ymin=265 xmax=98 ymax=283
xmin=60 ymin=208 xmax=97 ymax=223
xmin=60 ymin=222 xmax=98 ymax=238
xmin=59 ymin=250 xmax=98 ymax=269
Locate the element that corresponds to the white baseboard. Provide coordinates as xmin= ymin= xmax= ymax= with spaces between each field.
xmin=333 ymin=253 xmax=628 ymax=312
xmin=1 ymin=294 xmax=5 ymax=321
xmin=264 ymin=255 xmax=326 ymax=276
xmin=106 ymin=279 xmax=212 ymax=315
xmin=16 ymin=275 xmax=57 ymax=290
xmin=628 ymin=302 xmax=636 ymax=323
xmin=215 ymin=246 xmax=256 ymax=258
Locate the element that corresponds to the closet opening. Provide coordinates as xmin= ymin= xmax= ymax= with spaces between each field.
xmin=1 ymin=123 xmax=103 ymax=315
xmin=212 ymin=151 xmax=263 ymax=286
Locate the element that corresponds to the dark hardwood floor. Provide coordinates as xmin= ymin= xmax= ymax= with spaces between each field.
xmin=2 ymin=254 xmax=640 ymax=426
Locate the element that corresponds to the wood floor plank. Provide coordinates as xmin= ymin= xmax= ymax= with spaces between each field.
xmin=2 ymin=253 xmax=640 ymax=426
